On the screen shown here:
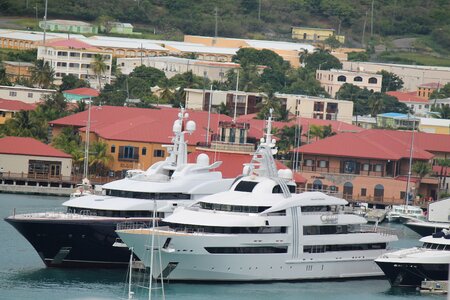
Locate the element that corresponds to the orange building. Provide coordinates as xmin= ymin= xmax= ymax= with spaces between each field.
xmin=417 ymin=82 xmax=441 ymax=99
xmin=49 ymin=106 xmax=234 ymax=173
xmin=293 ymin=129 xmax=449 ymax=204
xmin=0 ymin=99 xmax=35 ymax=124
xmin=2 ymin=61 xmax=34 ymax=82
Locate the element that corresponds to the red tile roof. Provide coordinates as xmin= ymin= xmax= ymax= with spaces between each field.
xmin=293 ymin=129 xmax=444 ymax=161
xmin=50 ymin=106 xmax=233 ymax=145
xmin=63 ymin=88 xmax=100 ymax=97
xmin=0 ymin=99 xmax=35 ymax=111
xmin=188 ymin=148 xmax=306 ymax=183
xmin=46 ymin=39 xmax=98 ymax=50
xmin=0 ymin=136 xmax=71 ymax=158
xmin=236 ymin=114 xmax=363 ymax=139
xmin=386 ymin=91 xmax=428 ymax=103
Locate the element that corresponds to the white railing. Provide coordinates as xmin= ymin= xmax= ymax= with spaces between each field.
xmin=359 ymin=225 xmax=401 ymax=237
xmin=116 ymin=221 xmax=154 ymax=231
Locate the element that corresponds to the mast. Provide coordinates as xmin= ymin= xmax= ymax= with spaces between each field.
xmin=83 ymin=99 xmax=91 ymax=180
xmin=232 ymin=70 xmax=239 ymax=122
xmin=405 ymin=115 xmax=416 ymax=207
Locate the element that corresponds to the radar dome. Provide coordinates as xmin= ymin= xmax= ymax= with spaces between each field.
xmin=196 ymin=153 xmax=210 ymax=166
xmin=173 ymin=120 xmax=182 ymax=133
xmin=278 ymin=169 xmax=293 ymax=180
xmin=186 ymin=120 xmax=196 ymax=132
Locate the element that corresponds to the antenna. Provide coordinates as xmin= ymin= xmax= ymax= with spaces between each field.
xmin=232 ymin=69 xmax=239 ymax=122
xmin=43 ymin=0 xmax=48 ymax=46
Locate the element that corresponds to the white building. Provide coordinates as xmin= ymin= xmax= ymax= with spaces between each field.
xmin=316 ymin=69 xmax=382 ymax=98
xmin=37 ymin=39 xmax=112 ymax=89
xmin=0 ymin=85 xmax=56 ymax=103
xmin=275 ymin=93 xmax=354 ymax=124
xmin=184 ymin=88 xmax=263 ymax=117
xmin=117 ymin=56 xmax=239 ymax=81
xmin=343 ymin=61 xmax=450 ymax=92
xmin=386 ymin=91 xmax=431 ymax=117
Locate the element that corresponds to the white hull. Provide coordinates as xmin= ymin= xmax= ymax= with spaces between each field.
xmin=118 ymin=229 xmax=392 ymax=281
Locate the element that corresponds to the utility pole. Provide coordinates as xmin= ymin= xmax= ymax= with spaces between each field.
xmin=214 ymin=6 xmax=218 ymax=38
xmin=362 ymin=11 xmax=368 ymax=47
xmin=258 ymin=0 xmax=261 ymax=21
xmin=370 ymin=0 xmax=374 ymax=37
xmin=233 ymin=69 xmax=240 ymax=122
xmin=43 ymin=0 xmax=48 ymax=45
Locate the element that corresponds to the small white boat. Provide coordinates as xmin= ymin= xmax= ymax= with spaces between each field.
xmin=386 ymin=205 xmax=424 ymax=223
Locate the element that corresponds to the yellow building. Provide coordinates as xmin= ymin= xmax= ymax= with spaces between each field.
xmin=417 ymin=82 xmax=441 ymax=99
xmin=292 ymin=27 xmax=345 ymax=44
xmin=0 ymin=99 xmax=35 ymax=125
xmin=2 ymin=61 xmax=34 ymax=83
xmin=419 ymin=118 xmax=450 ymax=135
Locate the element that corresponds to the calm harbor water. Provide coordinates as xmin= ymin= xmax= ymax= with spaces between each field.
xmin=0 ymin=193 xmax=444 ymax=300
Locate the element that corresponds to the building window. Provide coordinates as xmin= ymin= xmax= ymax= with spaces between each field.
xmin=362 ymin=163 xmax=370 ymax=171
xmin=153 ymin=149 xmax=165 ymax=157
xmin=354 ymin=76 xmax=363 ymax=82
xmin=229 ymin=128 xmax=236 ymax=143
xmin=318 ymin=160 xmax=328 ymax=168
xmin=368 ymin=77 xmax=378 ymax=84
xmin=374 ymin=164 xmax=382 ymax=172
xmin=343 ymin=182 xmax=353 ymax=198
xmin=9 ymin=91 xmax=17 ymax=97
xmin=374 ymin=184 xmax=384 ymax=200
xmin=361 ymin=188 xmax=367 ymax=196
xmin=343 ymin=161 xmax=356 ymax=173
xmin=337 ymin=75 xmax=347 ymax=82
xmin=27 ymin=92 xmax=33 ymax=98
xmin=305 ymin=159 xmax=314 ymax=167
xmin=111 ymin=145 xmax=116 ymax=153
xmin=142 ymin=147 xmax=147 ymax=156
xmin=118 ymin=146 xmax=139 ymax=161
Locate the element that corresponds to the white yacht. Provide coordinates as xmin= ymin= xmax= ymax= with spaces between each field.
xmin=375 ymin=230 xmax=450 ymax=287
xmin=117 ymin=111 xmax=398 ymax=281
xmin=386 ymin=205 xmax=425 ymax=223
xmin=5 ymin=108 xmax=234 ymax=268
xmin=404 ymin=197 xmax=450 ymax=237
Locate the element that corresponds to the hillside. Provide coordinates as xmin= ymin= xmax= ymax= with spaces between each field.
xmin=0 ymin=0 xmax=449 ymax=59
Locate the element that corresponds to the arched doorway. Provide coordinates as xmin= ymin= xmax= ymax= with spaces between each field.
xmin=312 ymin=179 xmax=323 ymax=191
xmin=374 ymin=184 xmax=384 ymax=201
xmin=343 ymin=182 xmax=353 ymax=200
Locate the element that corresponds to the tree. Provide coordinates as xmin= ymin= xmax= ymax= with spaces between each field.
xmin=256 ymin=92 xmax=281 ymax=120
xmin=0 ymin=66 xmax=12 ymax=86
xmin=323 ymin=36 xmax=341 ymax=50
xmin=377 ymin=70 xmax=404 ymax=92
xmin=60 ymin=74 xmax=90 ymax=92
xmin=91 ymin=54 xmax=107 ymax=90
xmin=96 ymin=15 xmax=115 ymax=33
xmin=216 ymin=102 xmax=230 ymax=116
xmin=275 ymin=125 xmax=300 ymax=155
xmin=412 ymin=161 xmax=432 ymax=180
xmin=89 ymin=141 xmax=113 ymax=176
xmin=303 ymin=51 xmax=342 ymax=72
xmin=430 ymin=83 xmax=450 ymax=99
xmin=37 ymin=93 xmax=69 ymax=121
xmin=430 ymin=105 xmax=450 ymax=119
xmin=0 ymin=110 xmax=47 ymax=141
xmin=436 ymin=158 xmax=450 ymax=199
xmin=30 ymin=59 xmax=54 ymax=89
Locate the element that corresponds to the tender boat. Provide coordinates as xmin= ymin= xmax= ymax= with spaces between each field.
xmin=375 ymin=230 xmax=450 ymax=287
xmin=404 ymin=197 xmax=450 ymax=237
xmin=4 ymin=108 xmax=234 ymax=268
xmin=386 ymin=205 xmax=425 ymax=223
xmin=117 ymin=110 xmax=398 ymax=281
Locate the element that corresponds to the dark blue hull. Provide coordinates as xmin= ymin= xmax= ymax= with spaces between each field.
xmin=5 ymin=216 xmax=152 ymax=268
xmin=375 ymin=261 xmax=449 ymax=287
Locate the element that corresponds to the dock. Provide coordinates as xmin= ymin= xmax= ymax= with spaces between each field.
xmin=420 ymin=280 xmax=448 ymax=294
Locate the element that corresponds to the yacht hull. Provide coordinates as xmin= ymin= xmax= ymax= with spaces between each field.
xmin=5 ymin=216 xmax=150 ymax=268
xmin=117 ymin=230 xmax=390 ymax=281
xmin=375 ymin=261 xmax=448 ymax=287
xmin=404 ymin=221 xmax=447 ymax=237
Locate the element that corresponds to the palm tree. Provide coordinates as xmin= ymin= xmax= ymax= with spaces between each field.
xmin=89 ymin=141 xmax=113 ymax=176
xmin=91 ymin=54 xmax=107 ymax=90
xmin=256 ymin=92 xmax=281 ymax=119
xmin=30 ymin=59 xmax=55 ymax=89
xmin=0 ymin=110 xmax=47 ymax=141
xmin=436 ymin=158 xmax=450 ymax=198
xmin=308 ymin=124 xmax=324 ymax=141
xmin=368 ymin=93 xmax=384 ymax=116
xmin=431 ymin=105 xmax=450 ymax=119
xmin=412 ymin=161 xmax=432 ymax=180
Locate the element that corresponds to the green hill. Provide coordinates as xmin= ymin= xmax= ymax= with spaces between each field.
xmin=1 ymin=0 xmax=449 ymax=56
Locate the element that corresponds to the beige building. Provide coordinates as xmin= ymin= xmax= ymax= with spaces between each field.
xmin=184 ymin=35 xmax=315 ymax=68
xmin=0 ymin=85 xmax=56 ymax=103
xmin=274 ymin=93 xmax=354 ymax=124
xmin=419 ymin=118 xmax=450 ymax=135
xmin=292 ymin=27 xmax=345 ymax=43
xmin=316 ymin=69 xmax=382 ymax=98
xmin=343 ymin=61 xmax=450 ymax=92
xmin=2 ymin=61 xmax=34 ymax=83
xmin=0 ymin=136 xmax=72 ymax=178
xmin=117 ymin=56 xmax=240 ymax=81
xmin=184 ymin=88 xmax=264 ymax=117
xmin=38 ymin=39 xmax=113 ymax=89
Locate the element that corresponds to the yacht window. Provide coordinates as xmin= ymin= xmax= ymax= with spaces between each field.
xmin=304 ymin=225 xmax=349 ymax=235
xmin=437 ymin=244 xmax=445 ymax=250
xmin=301 ymin=206 xmax=330 ymax=212
xmin=235 ymin=181 xmax=258 ymax=192
xmin=430 ymin=243 xmax=439 ymax=249
xmin=205 ymin=246 xmax=288 ymax=254
xmin=304 ymin=243 xmax=386 ymax=253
